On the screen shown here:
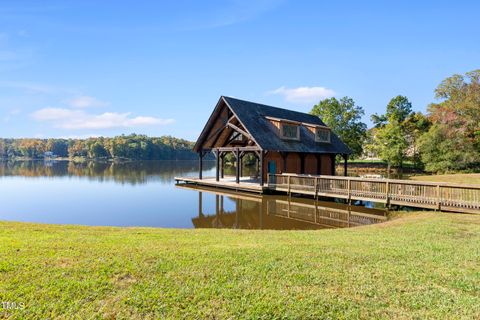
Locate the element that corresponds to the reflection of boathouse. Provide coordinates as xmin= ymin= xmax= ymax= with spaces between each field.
xmin=187 ymin=186 xmax=386 ymax=230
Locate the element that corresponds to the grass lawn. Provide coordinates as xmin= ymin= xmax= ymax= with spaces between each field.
xmin=410 ymin=173 xmax=480 ymax=185
xmin=1 ymin=213 xmax=479 ymax=319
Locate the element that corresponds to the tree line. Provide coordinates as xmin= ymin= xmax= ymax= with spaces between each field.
xmin=310 ymin=69 xmax=480 ymax=173
xmin=0 ymin=134 xmax=200 ymax=160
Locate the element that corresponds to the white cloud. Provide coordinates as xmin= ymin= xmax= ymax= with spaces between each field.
xmin=31 ymin=107 xmax=83 ymax=121
xmin=68 ymin=95 xmax=109 ymax=108
xmin=0 ymin=80 xmax=77 ymax=95
xmin=268 ymin=86 xmax=336 ymax=104
xmin=3 ymin=108 xmax=22 ymax=122
xmin=31 ymin=107 xmax=174 ymax=130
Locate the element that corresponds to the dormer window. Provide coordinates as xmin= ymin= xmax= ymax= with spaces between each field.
xmin=281 ymin=123 xmax=300 ymax=140
xmin=315 ymin=127 xmax=331 ymax=143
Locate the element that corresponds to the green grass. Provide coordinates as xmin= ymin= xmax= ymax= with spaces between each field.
xmin=1 ymin=213 xmax=479 ymax=319
xmin=411 ymin=173 xmax=480 ymax=185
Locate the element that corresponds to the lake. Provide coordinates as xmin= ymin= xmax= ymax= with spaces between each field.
xmin=0 ymin=160 xmax=386 ymax=229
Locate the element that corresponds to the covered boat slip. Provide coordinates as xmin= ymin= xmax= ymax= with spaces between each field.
xmin=193 ymin=96 xmax=352 ymax=186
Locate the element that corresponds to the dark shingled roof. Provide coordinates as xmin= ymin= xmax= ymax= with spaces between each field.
xmin=196 ymin=96 xmax=351 ymax=154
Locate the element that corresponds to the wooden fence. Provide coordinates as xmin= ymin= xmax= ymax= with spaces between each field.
xmin=267 ymin=174 xmax=480 ymax=214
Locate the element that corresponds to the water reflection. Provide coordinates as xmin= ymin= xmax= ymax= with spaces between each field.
xmin=0 ymin=160 xmax=387 ymax=229
xmin=180 ymin=185 xmax=387 ymax=230
xmin=0 ymin=160 xmax=216 ymax=185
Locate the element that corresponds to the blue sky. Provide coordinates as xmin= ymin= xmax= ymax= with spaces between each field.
xmin=0 ymin=0 xmax=479 ymax=140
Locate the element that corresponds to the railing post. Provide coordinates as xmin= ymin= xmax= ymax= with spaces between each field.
xmin=347 ymin=178 xmax=351 ymax=205
xmin=437 ymin=184 xmax=441 ymax=211
xmin=314 ymin=177 xmax=318 ymax=199
xmin=385 ymin=181 xmax=390 ymax=208
xmin=288 ymin=175 xmax=291 ymax=196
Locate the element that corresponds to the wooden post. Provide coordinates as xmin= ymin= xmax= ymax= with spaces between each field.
xmin=343 ymin=154 xmax=348 ymax=177
xmin=386 ymin=181 xmax=390 ymax=208
xmin=314 ymin=176 xmax=318 ymax=199
xmin=437 ymin=184 xmax=441 ymax=211
xmin=220 ymin=153 xmax=225 ymax=179
xmin=239 ymin=153 xmax=243 ymax=178
xmin=288 ymin=175 xmax=291 ymax=196
xmin=347 ymin=178 xmax=351 ymax=205
xmin=215 ymin=149 xmax=220 ymax=182
xmin=260 ymin=150 xmax=265 ymax=186
xmin=198 ymin=150 xmax=204 ymax=180
xmin=235 ymin=148 xmax=240 ymax=184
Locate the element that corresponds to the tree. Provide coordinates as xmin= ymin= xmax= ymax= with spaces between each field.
xmin=46 ymin=139 xmax=69 ymax=157
xmin=88 ymin=142 xmax=108 ymax=159
xmin=371 ymin=95 xmax=413 ymax=176
xmin=418 ymin=69 xmax=480 ymax=172
xmin=310 ymin=97 xmax=367 ymax=158
xmin=403 ymin=112 xmax=431 ymax=169
xmin=375 ymin=122 xmax=409 ymax=174
xmin=372 ymin=95 xmax=412 ymax=128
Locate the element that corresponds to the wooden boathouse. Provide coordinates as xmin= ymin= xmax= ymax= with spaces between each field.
xmin=193 ymin=96 xmax=352 ymax=185
xmin=175 ymin=96 xmax=480 ymax=214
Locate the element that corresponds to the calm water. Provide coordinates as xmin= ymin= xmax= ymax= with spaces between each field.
xmin=0 ymin=160 xmax=386 ymax=229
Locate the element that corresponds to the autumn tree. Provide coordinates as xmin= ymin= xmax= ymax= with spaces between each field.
xmin=419 ymin=69 xmax=480 ymax=172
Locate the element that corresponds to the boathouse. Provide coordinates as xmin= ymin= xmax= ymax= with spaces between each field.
xmin=193 ymin=96 xmax=351 ymax=185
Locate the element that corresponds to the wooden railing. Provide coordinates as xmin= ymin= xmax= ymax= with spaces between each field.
xmin=267 ymin=174 xmax=480 ymax=213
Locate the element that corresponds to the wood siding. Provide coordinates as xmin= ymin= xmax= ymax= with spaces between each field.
xmin=263 ymin=152 xmax=334 ymax=182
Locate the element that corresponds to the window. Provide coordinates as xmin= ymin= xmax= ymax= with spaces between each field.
xmin=281 ymin=123 xmax=299 ymax=140
xmin=315 ymin=127 xmax=331 ymax=143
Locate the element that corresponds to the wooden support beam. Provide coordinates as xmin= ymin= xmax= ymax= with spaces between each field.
xmin=198 ymin=150 xmax=204 ymax=180
xmin=220 ymin=152 xmax=225 ymax=179
xmin=215 ymin=149 xmax=220 ymax=181
xmin=217 ymin=146 xmax=261 ymax=152
xmin=224 ymin=131 xmax=241 ymax=146
xmin=235 ymin=148 xmax=240 ymax=184
xmin=260 ymin=150 xmax=265 ymax=186
xmin=343 ymin=154 xmax=348 ymax=177
xmin=226 ymin=123 xmax=252 ymax=140
xmin=239 ymin=154 xmax=243 ymax=178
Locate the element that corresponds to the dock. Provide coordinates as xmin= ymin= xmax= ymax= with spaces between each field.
xmin=175 ymin=176 xmax=266 ymax=193
xmin=175 ymin=174 xmax=480 ymax=214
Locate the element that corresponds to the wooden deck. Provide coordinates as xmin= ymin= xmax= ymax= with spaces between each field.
xmin=268 ymin=174 xmax=480 ymax=214
xmin=175 ymin=174 xmax=480 ymax=213
xmin=175 ymin=176 xmax=266 ymax=193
